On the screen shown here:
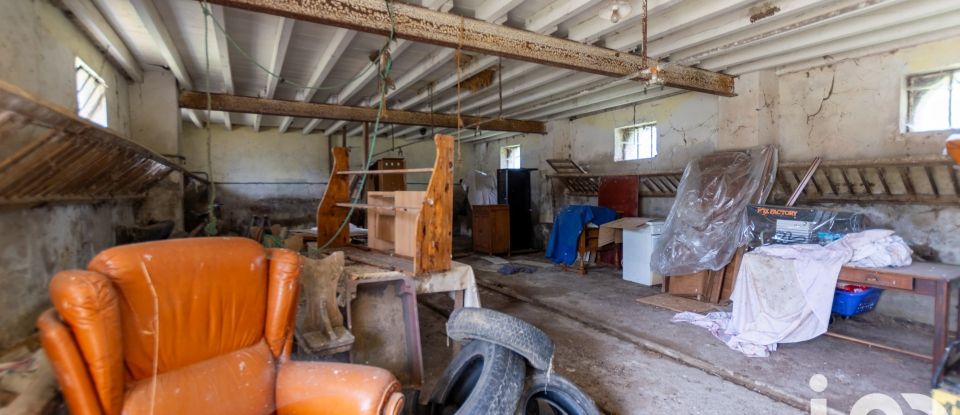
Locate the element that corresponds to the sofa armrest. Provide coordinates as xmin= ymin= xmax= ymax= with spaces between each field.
xmin=265 ymin=248 xmax=302 ymax=360
xmin=276 ymin=361 xmax=403 ymax=415
xmin=37 ymin=309 xmax=104 ymax=415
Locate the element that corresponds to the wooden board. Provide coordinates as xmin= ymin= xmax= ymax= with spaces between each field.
xmin=720 ymin=247 xmax=746 ymax=301
xmin=637 ymin=293 xmax=716 ymax=314
xmin=598 ymin=175 xmax=639 ymax=217
xmin=316 ymin=147 xmax=351 ymax=247
xmin=340 ymin=246 xmax=415 ymax=274
xmin=704 ymin=269 xmax=726 ymax=304
xmin=395 ymin=191 xmax=426 ymax=258
xmin=664 ymin=271 xmax=708 ymax=300
xmin=413 ymin=135 xmax=454 ymax=274
xmin=367 ymin=192 xmax=396 ymax=252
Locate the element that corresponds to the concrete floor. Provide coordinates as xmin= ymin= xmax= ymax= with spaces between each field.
xmin=415 ymin=253 xmax=938 ymax=415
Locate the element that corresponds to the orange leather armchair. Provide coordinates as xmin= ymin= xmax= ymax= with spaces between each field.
xmin=36 ymin=237 xmax=404 ymax=415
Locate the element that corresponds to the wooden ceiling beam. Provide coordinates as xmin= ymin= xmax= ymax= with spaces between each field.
xmin=199 ymin=0 xmax=736 ymax=96
xmin=179 ymin=91 xmax=546 ymax=134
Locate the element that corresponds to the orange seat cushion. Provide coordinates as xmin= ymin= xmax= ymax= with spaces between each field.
xmin=123 ymin=341 xmax=276 ymax=415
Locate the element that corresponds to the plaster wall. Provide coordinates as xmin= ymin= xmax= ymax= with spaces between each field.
xmin=738 ymin=37 xmax=960 ymax=324
xmin=466 ymin=92 xmax=719 ymax=223
xmin=460 ymin=36 xmax=960 ymax=326
xmin=0 ymin=0 xmax=138 ymax=349
xmin=180 ymin=124 xmax=455 ymax=229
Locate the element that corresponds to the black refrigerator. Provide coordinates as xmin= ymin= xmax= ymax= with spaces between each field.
xmin=497 ymin=168 xmax=535 ymax=251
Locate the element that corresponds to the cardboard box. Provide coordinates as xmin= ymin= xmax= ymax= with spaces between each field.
xmin=747 ymin=205 xmax=864 ymax=247
xmin=598 ymin=217 xmax=654 ymax=247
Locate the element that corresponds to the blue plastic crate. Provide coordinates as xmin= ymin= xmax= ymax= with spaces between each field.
xmin=832 ymin=287 xmax=883 ymax=317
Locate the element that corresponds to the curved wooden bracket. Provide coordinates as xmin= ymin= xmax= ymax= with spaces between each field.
xmin=414 ymin=134 xmax=454 ymax=274
xmin=316 ymin=147 xmax=351 ymax=247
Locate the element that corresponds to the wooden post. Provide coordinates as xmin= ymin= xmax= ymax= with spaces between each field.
xmin=362 ymin=122 xmax=370 ymax=197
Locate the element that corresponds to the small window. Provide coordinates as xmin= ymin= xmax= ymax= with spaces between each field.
xmin=75 ymin=57 xmax=108 ymax=127
xmin=905 ymin=69 xmax=960 ymax=132
xmin=500 ymin=145 xmax=521 ymax=169
xmin=614 ymin=122 xmax=657 ymax=161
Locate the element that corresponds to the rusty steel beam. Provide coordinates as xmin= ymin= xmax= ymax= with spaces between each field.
xmin=179 ymin=91 xmax=547 ymax=134
xmin=200 ymin=0 xmax=736 ymax=96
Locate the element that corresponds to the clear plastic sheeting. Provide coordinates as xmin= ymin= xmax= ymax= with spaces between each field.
xmin=466 ymin=170 xmax=497 ymax=206
xmin=652 ymin=145 xmax=778 ymax=275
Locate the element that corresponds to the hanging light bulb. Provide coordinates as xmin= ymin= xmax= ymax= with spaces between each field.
xmin=599 ymin=0 xmax=632 ymax=23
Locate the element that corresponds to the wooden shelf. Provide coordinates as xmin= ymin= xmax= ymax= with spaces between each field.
xmin=338 ymin=168 xmax=434 ymax=175
xmin=335 ymin=203 xmax=421 ymax=213
xmin=317 ymin=135 xmax=454 ymax=275
xmin=0 ymin=80 xmax=207 ymax=206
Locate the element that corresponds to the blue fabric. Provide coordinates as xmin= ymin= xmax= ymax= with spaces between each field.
xmin=545 ymin=205 xmax=617 ymax=266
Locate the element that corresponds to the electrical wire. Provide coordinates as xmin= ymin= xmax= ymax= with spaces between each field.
xmin=318 ymin=0 xmax=397 ymax=249
xmin=198 ymin=2 xmax=379 ymax=94
xmin=202 ymin=0 xmax=218 ymax=235
xmin=198 ymin=0 xmax=399 ymax=247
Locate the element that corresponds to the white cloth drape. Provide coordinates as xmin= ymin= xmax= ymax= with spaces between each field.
xmin=673 ymin=230 xmax=912 ymax=357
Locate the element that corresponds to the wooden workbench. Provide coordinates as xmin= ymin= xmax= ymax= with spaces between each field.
xmin=837 ymin=262 xmax=960 ymax=375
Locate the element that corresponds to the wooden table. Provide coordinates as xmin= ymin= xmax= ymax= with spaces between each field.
xmin=837 ymin=262 xmax=960 ymax=375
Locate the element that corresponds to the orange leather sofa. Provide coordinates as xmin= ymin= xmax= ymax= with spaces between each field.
xmin=36 ymin=237 xmax=404 ymax=415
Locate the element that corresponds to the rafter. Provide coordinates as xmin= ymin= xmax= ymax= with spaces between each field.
xmin=525 ymin=0 xmax=606 ymax=36
xmin=701 ymin=0 xmax=956 ymax=71
xmin=566 ymin=0 xmax=684 ymax=43
xmin=726 ymin=9 xmax=960 ymax=74
xmin=59 ymin=0 xmax=143 ymax=82
xmin=129 ymin=0 xmax=203 ymax=127
xmin=638 ymin=0 xmax=842 ymax=58
xmin=179 ymin=91 xmax=546 ymax=133
xmin=398 ymin=0 xmax=956 ymax=138
xmin=252 ymin=16 xmax=294 ymax=132
xmin=602 ymin=0 xmax=756 ymax=51
xmin=344 ymin=0 xmax=698 ymax=137
xmin=208 ymin=4 xmax=234 ymax=130
xmin=667 ymin=0 xmax=900 ymax=65
xmin=306 ymin=0 xmax=498 ymax=136
xmin=388 ymin=65 xmax=572 ymax=138
xmin=299 ymin=0 xmax=452 ymax=135
xmin=275 ymin=28 xmax=356 ymax=133
xmin=202 ymin=0 xmax=735 ymax=96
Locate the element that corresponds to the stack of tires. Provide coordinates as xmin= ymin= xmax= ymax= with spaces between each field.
xmin=426 ymin=308 xmax=600 ymax=415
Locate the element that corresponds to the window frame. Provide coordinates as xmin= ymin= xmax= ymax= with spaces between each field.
xmin=500 ymin=144 xmax=521 ymax=169
xmin=75 ymin=57 xmax=108 ymax=127
xmin=613 ymin=122 xmax=658 ymax=162
xmin=902 ymin=67 xmax=960 ymax=133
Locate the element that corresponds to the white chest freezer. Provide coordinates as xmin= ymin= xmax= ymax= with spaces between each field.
xmin=622 ymin=220 xmax=664 ymax=286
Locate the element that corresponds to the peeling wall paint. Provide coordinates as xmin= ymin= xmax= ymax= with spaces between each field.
xmin=460 ymin=36 xmax=960 ymax=326
xmin=0 ymin=0 xmax=144 ymax=348
xmin=0 ymin=204 xmax=133 ymax=349
xmin=465 ymin=92 xmax=719 ymax=223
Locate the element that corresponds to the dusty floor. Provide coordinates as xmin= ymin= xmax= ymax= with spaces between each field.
xmin=415 ymin=253 xmax=939 ymax=415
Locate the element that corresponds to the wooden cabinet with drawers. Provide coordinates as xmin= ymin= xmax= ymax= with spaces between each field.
xmin=472 ymin=204 xmax=510 ymax=255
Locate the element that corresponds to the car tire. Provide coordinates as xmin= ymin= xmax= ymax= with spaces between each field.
xmin=446 ymin=308 xmax=554 ymax=371
xmin=516 ymin=372 xmax=600 ymax=415
xmin=428 ymin=340 xmax=525 ymax=415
